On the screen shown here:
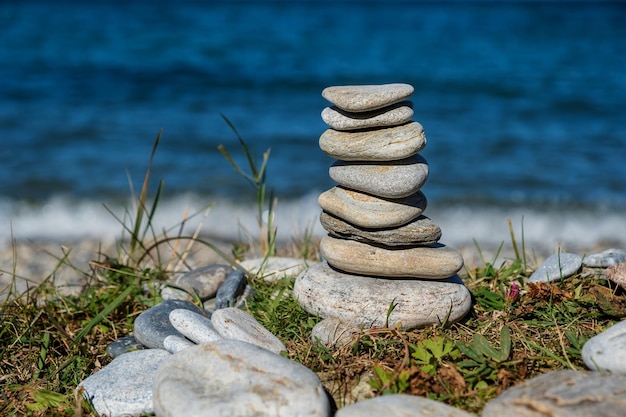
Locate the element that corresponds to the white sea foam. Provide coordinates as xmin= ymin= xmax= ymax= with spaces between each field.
xmin=1 ymin=195 xmax=625 ymax=257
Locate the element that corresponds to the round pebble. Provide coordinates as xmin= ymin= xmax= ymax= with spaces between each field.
xmin=321 ymin=83 xmax=414 ymax=112
xmin=153 ymin=340 xmax=331 ymax=417
xmin=211 ymin=307 xmax=286 ymax=354
xmin=320 ymin=235 xmax=464 ymax=279
xmin=318 ymin=187 xmax=426 ymax=229
xmin=528 ymin=252 xmax=582 ymax=283
xmin=320 ymin=211 xmax=441 ymax=247
xmin=294 ymin=261 xmax=472 ymax=329
xmin=582 ymin=319 xmax=626 ymax=373
xmin=78 ymin=349 xmax=171 ymax=417
xmin=321 ymin=102 xmax=413 ymax=131
xmin=311 ymin=318 xmax=360 ymax=349
xmin=239 ymin=256 xmax=310 ymax=282
xmin=329 ymin=154 xmax=428 ymax=199
xmin=319 ymin=121 xmax=426 ymax=161
xmin=163 ymin=335 xmax=195 ymax=353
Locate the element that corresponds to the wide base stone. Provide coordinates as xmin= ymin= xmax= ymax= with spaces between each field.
xmin=293 ymin=262 xmax=471 ymax=329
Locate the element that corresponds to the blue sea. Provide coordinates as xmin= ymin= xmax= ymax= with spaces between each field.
xmin=1 ymin=1 xmax=625 ymax=251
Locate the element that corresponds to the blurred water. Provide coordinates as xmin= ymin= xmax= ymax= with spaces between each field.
xmin=1 ymin=1 xmax=625 ymax=246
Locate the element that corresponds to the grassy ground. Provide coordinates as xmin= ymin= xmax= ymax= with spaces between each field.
xmin=2 ymin=133 xmax=624 ymax=416
xmin=1 ymin=232 xmax=623 ymax=416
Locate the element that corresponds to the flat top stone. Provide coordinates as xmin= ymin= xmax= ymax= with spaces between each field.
xmin=319 ymin=121 xmax=426 ymax=162
xmin=583 ymin=248 xmax=626 ymax=267
xmin=582 ymin=319 xmax=626 ymax=373
xmin=322 ymin=83 xmax=414 ymax=112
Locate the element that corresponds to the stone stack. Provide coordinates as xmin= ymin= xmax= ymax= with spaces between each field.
xmin=294 ymin=83 xmax=472 ymax=330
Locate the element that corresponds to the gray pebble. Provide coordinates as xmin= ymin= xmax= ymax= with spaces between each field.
xmin=212 ymin=307 xmax=286 ymax=354
xmin=336 ymin=394 xmax=474 ymax=417
xmin=239 ymin=256 xmax=311 ymax=282
xmin=133 ymin=299 xmax=206 ymax=349
xmin=163 ymin=335 xmax=195 ymax=353
xmin=482 ymin=370 xmax=626 ymax=417
xmin=582 ymin=319 xmax=626 ymax=373
xmin=329 ymin=154 xmax=428 ymax=199
xmin=583 ymin=248 xmax=626 ymax=268
xmin=169 ymin=308 xmax=222 ymax=344
xmin=77 ymin=349 xmax=171 ymax=417
xmin=528 ymin=252 xmax=582 ymax=283
xmin=294 ymin=262 xmax=471 ymax=329
xmin=106 ymin=334 xmax=145 ymax=359
xmin=169 ymin=264 xmax=233 ymax=301
xmin=153 ymin=340 xmax=331 ymax=417
xmin=216 ymin=270 xmax=247 ymax=309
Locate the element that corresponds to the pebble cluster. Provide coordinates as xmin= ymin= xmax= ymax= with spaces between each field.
xmin=294 ymin=83 xmax=471 ymax=331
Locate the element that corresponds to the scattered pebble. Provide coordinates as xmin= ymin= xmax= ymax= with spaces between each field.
xmin=329 ymin=154 xmax=429 ymax=199
xmin=528 ymin=252 xmax=582 ymax=283
xmin=78 ymin=349 xmax=171 ymax=417
xmin=239 ymin=256 xmax=311 ymax=282
xmin=582 ymin=319 xmax=626 ymax=373
xmin=167 ymin=264 xmax=233 ymax=301
xmin=605 ymin=262 xmax=626 ymax=290
xmin=133 ymin=299 xmax=206 ymax=349
xmin=215 ymin=270 xmax=247 ymax=308
xmin=336 ymin=394 xmax=474 ymax=417
xmin=163 ymin=334 xmax=195 ymax=353
xmin=482 ymin=369 xmax=626 ymax=417
xmin=294 ymin=262 xmax=471 ymax=329
xmin=211 ymin=307 xmax=286 ymax=354
xmin=583 ymin=248 xmax=626 ymax=267
xmin=169 ymin=308 xmax=221 ymax=345
xmin=106 ymin=334 xmax=145 ymax=359
xmin=311 ymin=318 xmax=360 ymax=349
xmin=152 ymin=340 xmax=331 ymax=417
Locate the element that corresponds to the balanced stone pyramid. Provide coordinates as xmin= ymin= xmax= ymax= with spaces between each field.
xmin=293 ymin=83 xmax=472 ymax=330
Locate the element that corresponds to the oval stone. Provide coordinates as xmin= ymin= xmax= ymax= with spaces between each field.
xmin=211 ymin=307 xmax=286 ymax=354
xmin=293 ymin=262 xmax=471 ymax=329
xmin=321 ymin=83 xmax=414 ymax=112
xmin=320 ymin=236 xmax=464 ymax=279
xmin=582 ymin=319 xmax=626 ymax=373
xmin=321 ymin=102 xmax=413 ymax=131
xmin=311 ymin=318 xmax=360 ymax=349
xmin=169 ymin=308 xmax=222 ymax=345
xmin=318 ymin=187 xmax=426 ymax=228
xmin=320 ymin=211 xmax=441 ymax=247
xmin=153 ymin=340 xmax=331 ymax=417
xmin=133 ymin=299 xmax=207 ymax=350
xmin=329 ymin=154 xmax=428 ymax=199
xmin=319 ymin=121 xmax=426 ymax=161
xmin=482 ymin=370 xmax=626 ymax=417
xmin=78 ymin=349 xmax=171 ymax=417
xmin=336 ymin=394 xmax=475 ymax=417
xmin=528 ymin=252 xmax=582 ymax=283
